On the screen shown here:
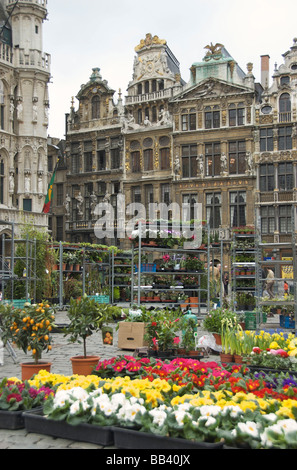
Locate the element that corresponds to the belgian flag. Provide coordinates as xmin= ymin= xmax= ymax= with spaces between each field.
xmin=42 ymin=159 xmax=59 ymax=213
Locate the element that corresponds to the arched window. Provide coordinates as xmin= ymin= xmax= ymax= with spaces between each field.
xmin=91 ymin=95 xmax=100 ymax=119
xmin=279 ymin=93 xmax=291 ymax=122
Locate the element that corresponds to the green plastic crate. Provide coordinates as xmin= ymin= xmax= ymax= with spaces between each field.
xmin=89 ymin=295 xmax=110 ymax=304
xmin=244 ymin=311 xmax=267 ymax=330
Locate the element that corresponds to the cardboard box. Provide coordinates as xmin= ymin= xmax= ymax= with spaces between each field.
xmin=117 ymin=322 xmax=148 ymax=350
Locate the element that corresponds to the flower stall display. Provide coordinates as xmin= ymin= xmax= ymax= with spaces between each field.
xmin=144 ymin=309 xmax=181 ymax=356
xmin=0 ymin=301 xmax=56 ymax=380
xmin=18 ymin=361 xmax=297 ymax=449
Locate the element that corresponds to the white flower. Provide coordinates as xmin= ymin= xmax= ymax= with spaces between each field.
xmin=237 ymin=421 xmax=259 ymax=438
xmin=174 ymin=410 xmax=191 ymax=426
xmin=69 ymin=387 xmax=89 ymax=402
xmin=262 ymin=413 xmax=278 ymax=423
xmin=199 ymin=405 xmax=221 ymax=417
xmin=277 ymin=418 xmax=297 ymax=433
xmin=221 ymin=405 xmax=242 ymax=418
xmin=110 ymin=393 xmax=126 ymax=407
xmin=204 ymin=416 xmax=216 ymax=427
xmin=69 ymin=401 xmax=80 ymax=415
xmin=149 ymin=409 xmax=167 ymax=426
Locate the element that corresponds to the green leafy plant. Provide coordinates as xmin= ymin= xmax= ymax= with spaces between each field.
xmin=64 ymin=295 xmax=105 ymax=357
xmin=203 ymin=307 xmax=238 ymax=334
xmin=181 ymin=316 xmax=197 ymax=352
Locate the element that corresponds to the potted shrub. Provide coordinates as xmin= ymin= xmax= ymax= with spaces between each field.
xmin=203 ymin=307 xmax=238 ymax=346
xmin=0 ymin=301 xmax=55 ymax=380
xmin=64 ymin=294 xmax=105 ymax=375
xmin=181 ymin=316 xmax=197 ymax=355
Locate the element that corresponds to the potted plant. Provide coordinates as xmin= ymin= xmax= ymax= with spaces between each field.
xmin=220 ymin=318 xmax=237 ymax=363
xmin=64 ymin=294 xmax=105 ymax=375
xmin=0 ymin=301 xmax=55 ymax=380
xmin=144 ymin=309 xmax=180 ymax=356
xmin=181 ymin=316 xmax=197 ymax=355
xmin=203 ymin=307 xmax=238 ymax=346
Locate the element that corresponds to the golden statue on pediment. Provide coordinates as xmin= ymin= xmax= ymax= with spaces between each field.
xmin=135 ymin=33 xmax=167 ymax=51
xmin=204 ymin=42 xmax=224 ymax=56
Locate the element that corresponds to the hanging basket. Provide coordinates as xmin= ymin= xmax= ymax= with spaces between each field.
xmin=102 ymin=326 xmax=114 ymax=345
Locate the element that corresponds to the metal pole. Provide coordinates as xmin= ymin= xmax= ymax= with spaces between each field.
xmin=138 ymin=221 xmax=142 ymax=306
xmin=2 ymin=233 xmax=5 ymax=301
xmin=25 ymin=235 xmax=29 ymax=301
xmin=59 ymin=241 xmax=63 ymax=309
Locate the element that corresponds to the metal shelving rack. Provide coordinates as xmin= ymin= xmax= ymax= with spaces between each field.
xmin=255 ymin=207 xmax=297 ymax=331
xmin=130 ymin=221 xmax=210 ymax=315
xmin=111 ymin=250 xmax=132 ymax=304
xmin=231 ymin=232 xmax=256 ymax=314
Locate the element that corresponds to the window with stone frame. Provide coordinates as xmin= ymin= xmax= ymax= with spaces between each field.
xmin=182 ymin=193 xmax=198 ymax=222
xmin=91 ymin=95 xmax=100 ymax=119
xmin=56 ymin=183 xmax=64 ymax=206
xmin=71 ymin=142 xmax=80 ymax=174
xmin=132 ymin=186 xmax=141 ymax=203
xmin=204 ymin=105 xmax=220 ymax=129
xmin=85 ymin=183 xmax=93 ymax=220
xmin=0 ymin=80 xmax=4 ymax=131
xmin=230 ymin=191 xmax=246 ymax=227
xmin=260 ymin=206 xmax=275 ymax=234
xmin=205 ymin=142 xmax=221 ymax=176
xmin=110 ymin=138 xmax=121 ymax=169
xmin=278 ymin=162 xmax=294 ymax=191
xmin=144 ymin=148 xmax=153 ymax=171
xmin=182 ymin=144 xmax=197 ymax=178
xmin=279 ymin=93 xmax=291 ymax=123
xmin=181 ymin=109 xmax=196 ymax=131
xmin=279 ymin=205 xmax=292 ymax=233
xmin=72 ymin=185 xmax=80 ymax=221
xmin=145 ymin=184 xmax=154 ymax=209
xmin=97 ymin=182 xmax=106 ymax=202
xmin=278 ymin=126 xmax=292 ymax=150
xmin=131 ymin=151 xmax=141 ymax=172
xmin=259 ymin=163 xmax=275 ymax=192
xmin=228 ymin=140 xmax=246 ymax=174
xmin=206 ymin=192 xmax=222 ymax=229
xmin=228 ymin=102 xmax=245 ymax=126
xmin=160 ymin=147 xmax=170 ymax=170
xmin=260 ymin=128 xmax=273 ymax=152
xmin=84 ymin=140 xmax=93 ymax=172
xmin=97 ymin=139 xmax=106 ymax=170
xmin=161 ymin=183 xmax=171 ymax=205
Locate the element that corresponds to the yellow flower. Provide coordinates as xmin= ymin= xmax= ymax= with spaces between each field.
xmin=269 ymin=341 xmax=279 ymax=349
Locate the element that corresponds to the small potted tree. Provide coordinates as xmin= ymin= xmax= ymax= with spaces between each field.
xmin=0 ymin=301 xmax=55 ymax=380
xmin=65 ymin=294 xmax=105 ymax=375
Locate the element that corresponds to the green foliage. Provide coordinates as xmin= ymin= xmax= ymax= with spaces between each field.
xmin=203 ymin=307 xmax=238 ymax=334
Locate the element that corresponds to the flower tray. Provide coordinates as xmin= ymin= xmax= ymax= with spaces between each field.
xmin=112 ymin=427 xmax=223 ymax=449
xmin=23 ymin=408 xmax=114 ymax=446
xmin=247 ymin=366 xmax=297 ymax=377
xmin=0 ymin=409 xmax=25 ymax=429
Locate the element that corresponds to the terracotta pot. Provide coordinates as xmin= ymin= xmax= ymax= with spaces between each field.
xmin=234 ymin=354 xmax=243 ymax=364
xmin=220 ymin=353 xmax=233 ymax=363
xmin=21 ymin=361 xmax=52 ymax=381
xmin=213 ymin=333 xmax=222 ymax=345
xmin=70 ymin=355 xmax=100 ymax=376
xmin=73 ymin=264 xmax=80 ymax=271
xmin=189 ymin=297 xmax=198 ymax=307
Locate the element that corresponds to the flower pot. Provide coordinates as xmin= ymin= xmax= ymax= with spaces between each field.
xmin=189 ymin=297 xmax=198 ymax=307
xmin=21 ymin=361 xmax=52 ymax=381
xmin=234 ymin=354 xmax=243 ymax=364
xmin=73 ymin=264 xmax=80 ymax=271
xmin=220 ymin=353 xmax=233 ymax=363
xmin=213 ymin=333 xmax=222 ymax=346
xmin=70 ymin=355 xmax=100 ymax=376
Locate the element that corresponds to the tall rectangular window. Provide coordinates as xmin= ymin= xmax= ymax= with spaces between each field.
xmin=279 ymin=205 xmax=292 ymax=233
xmin=181 ymin=111 xmax=196 ymax=131
xmin=144 ymin=149 xmax=153 ymax=171
xmin=110 ymin=138 xmax=120 ymax=169
xmin=23 ymin=199 xmax=32 ymax=212
xmin=161 ymin=183 xmax=171 ymax=204
xmin=230 ymin=191 xmax=246 ymax=227
xmin=182 ymin=144 xmax=197 ymax=178
xmin=56 ymin=183 xmax=63 ymax=206
xmin=131 ymin=151 xmax=141 ymax=172
xmin=160 ymin=148 xmax=170 ymax=170
xmin=206 ymin=192 xmax=221 ymax=228
xmin=132 ymin=186 xmax=141 ymax=203
xmin=145 ymin=184 xmax=154 ymax=208
xmin=85 ymin=183 xmax=93 ymax=220
xmin=71 ymin=143 xmax=80 ymax=174
xmin=229 ymin=107 xmax=245 ymax=126
xmin=260 ymin=128 xmax=273 ymax=151
xmin=0 ymin=158 xmax=4 ymax=204
xmin=84 ymin=141 xmax=93 ymax=172
xmin=205 ymin=143 xmax=221 ymax=176
xmin=278 ymin=162 xmax=293 ymax=191
xmin=182 ymin=193 xmax=198 ymax=221
xmin=260 ymin=163 xmax=275 ymax=191
xmin=229 ymin=140 xmax=246 ymax=174
xmin=205 ymin=109 xmax=220 ymax=129
xmin=97 ymin=139 xmax=106 ymax=170
xmin=261 ymin=206 xmax=275 ymax=234
xmin=278 ymin=126 xmax=292 ymax=150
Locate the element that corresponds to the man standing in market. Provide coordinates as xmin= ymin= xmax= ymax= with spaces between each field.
xmin=265 ymin=267 xmax=275 ymax=299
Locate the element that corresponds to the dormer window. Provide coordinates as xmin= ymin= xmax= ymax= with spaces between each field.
xmin=279 ymin=93 xmax=291 ymax=122
xmin=280 ymin=75 xmax=290 ymax=86
xmin=91 ymin=95 xmax=100 ymax=119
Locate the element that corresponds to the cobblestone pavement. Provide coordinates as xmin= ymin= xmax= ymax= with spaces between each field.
xmin=0 ymin=309 xmax=219 ymax=449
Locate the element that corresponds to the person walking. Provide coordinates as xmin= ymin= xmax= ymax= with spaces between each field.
xmin=223 ymin=272 xmax=229 ymax=297
xmin=265 ymin=268 xmax=274 ymax=299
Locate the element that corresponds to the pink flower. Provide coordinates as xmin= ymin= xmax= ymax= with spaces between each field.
xmin=152 ymin=337 xmax=158 ymax=346
xmin=173 ymin=336 xmax=180 ymax=344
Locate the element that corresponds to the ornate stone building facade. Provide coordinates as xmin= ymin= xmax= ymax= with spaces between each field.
xmin=0 ymin=0 xmax=50 ymax=237
xmin=53 ymin=34 xmax=297 ymax=269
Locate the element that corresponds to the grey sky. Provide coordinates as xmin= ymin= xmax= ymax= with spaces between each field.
xmin=43 ymin=0 xmax=297 ymax=139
